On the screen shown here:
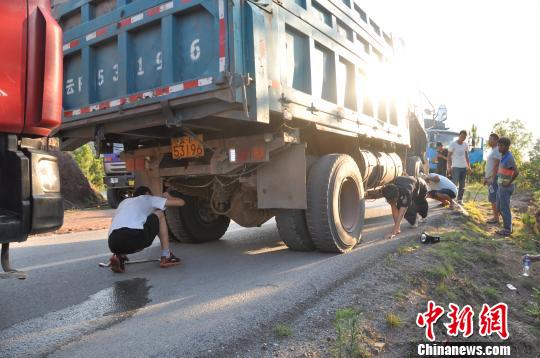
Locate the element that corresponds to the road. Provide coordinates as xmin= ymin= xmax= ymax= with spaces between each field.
xmin=0 ymin=200 xmax=442 ymax=357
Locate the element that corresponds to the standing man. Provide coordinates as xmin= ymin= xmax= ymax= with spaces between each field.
xmin=447 ymin=130 xmax=471 ymax=204
xmin=108 ymin=186 xmax=186 ymax=273
xmin=496 ymin=137 xmax=519 ymax=236
xmin=381 ymin=176 xmax=429 ymax=239
xmin=485 ymin=133 xmax=501 ymax=224
xmin=435 ymin=142 xmax=448 ymax=176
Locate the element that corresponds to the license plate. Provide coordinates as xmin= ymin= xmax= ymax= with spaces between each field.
xmin=128 ymin=179 xmax=135 ymax=186
xmin=171 ymin=135 xmax=205 ymax=160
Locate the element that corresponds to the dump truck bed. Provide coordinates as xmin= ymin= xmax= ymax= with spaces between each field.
xmin=55 ymin=0 xmax=410 ymax=150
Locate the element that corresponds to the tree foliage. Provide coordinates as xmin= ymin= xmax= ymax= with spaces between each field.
xmin=520 ymin=137 xmax=540 ymax=190
xmin=72 ymin=143 xmax=105 ymax=191
xmin=491 ymin=118 xmax=533 ymax=165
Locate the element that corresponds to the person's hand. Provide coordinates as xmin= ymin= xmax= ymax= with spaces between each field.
xmin=467 ymin=166 xmax=472 ymax=174
xmin=163 ymin=192 xmax=172 ymax=199
xmin=483 ymin=178 xmax=488 ymax=185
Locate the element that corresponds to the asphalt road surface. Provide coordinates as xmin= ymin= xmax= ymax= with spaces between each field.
xmin=0 ymin=200 xmax=442 ymax=357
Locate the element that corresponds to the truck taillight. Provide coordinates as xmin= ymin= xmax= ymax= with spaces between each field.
xmin=228 ymin=145 xmax=268 ymax=163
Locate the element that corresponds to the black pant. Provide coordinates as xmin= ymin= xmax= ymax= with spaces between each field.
xmin=108 ymin=214 xmax=159 ymax=255
xmin=404 ymin=178 xmax=429 ymax=225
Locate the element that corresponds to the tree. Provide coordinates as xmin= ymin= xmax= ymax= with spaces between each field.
xmin=72 ymin=143 xmax=105 ymax=191
xmin=470 ymin=124 xmax=478 ymax=148
xmin=521 ymin=138 xmax=540 ymax=190
xmin=491 ymin=118 xmax=533 ymax=165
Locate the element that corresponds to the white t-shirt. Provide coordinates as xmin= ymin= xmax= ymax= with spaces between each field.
xmin=109 ymin=195 xmax=167 ymax=234
xmin=448 ymin=140 xmax=469 ymax=168
xmin=485 ymin=146 xmax=502 ymax=180
xmin=427 ymin=173 xmax=458 ymax=197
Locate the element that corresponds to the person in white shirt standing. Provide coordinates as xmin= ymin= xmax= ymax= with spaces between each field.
xmin=447 ymin=130 xmax=471 ymax=204
xmin=107 ymin=186 xmax=186 ymax=273
xmin=485 ymin=133 xmax=501 ymax=224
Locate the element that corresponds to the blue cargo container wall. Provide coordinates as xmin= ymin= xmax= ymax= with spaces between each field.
xmin=55 ymin=0 xmax=409 ymax=148
xmin=58 ymin=0 xmax=227 ymax=119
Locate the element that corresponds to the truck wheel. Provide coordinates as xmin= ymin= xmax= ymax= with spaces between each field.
xmin=166 ymin=195 xmax=230 ymax=243
xmin=106 ymin=188 xmax=123 ymax=209
xmin=276 ymin=210 xmax=315 ymax=251
xmin=306 ymin=154 xmax=365 ymax=253
xmin=407 ymin=156 xmax=423 ymax=178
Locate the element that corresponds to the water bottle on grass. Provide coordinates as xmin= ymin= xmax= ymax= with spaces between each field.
xmin=522 ymin=255 xmax=531 ymax=277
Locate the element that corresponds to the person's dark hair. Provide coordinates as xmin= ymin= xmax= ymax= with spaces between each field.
xmin=459 ymin=130 xmax=467 ymax=136
xmin=436 ymin=142 xmax=443 ymax=147
xmin=489 ymin=133 xmax=500 ymax=141
xmin=498 ymin=136 xmax=511 ymax=147
xmin=133 ymin=186 xmax=152 ymax=197
xmin=382 ymin=184 xmax=399 ymax=203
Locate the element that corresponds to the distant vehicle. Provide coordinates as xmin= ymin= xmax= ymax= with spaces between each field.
xmin=54 ymin=0 xmax=428 ymax=253
xmin=103 ymin=150 xmax=134 ymax=209
xmin=0 ymin=0 xmax=63 ymax=275
xmin=426 ymin=129 xmax=484 ymax=172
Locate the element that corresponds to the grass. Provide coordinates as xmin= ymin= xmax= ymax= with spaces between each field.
xmin=385 ymin=312 xmax=403 ymax=328
xmin=397 ymin=245 xmax=420 ymax=255
xmin=274 ymin=323 xmax=293 ymax=338
xmin=333 ymin=308 xmax=365 ymax=358
xmin=481 ymin=286 xmax=500 ymax=300
xmin=424 ymin=262 xmax=454 ymax=282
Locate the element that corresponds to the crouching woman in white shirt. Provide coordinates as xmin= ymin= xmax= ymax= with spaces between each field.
xmin=107 ymin=186 xmax=186 ymax=273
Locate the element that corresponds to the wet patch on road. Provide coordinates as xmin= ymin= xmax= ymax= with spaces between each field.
xmin=0 ymin=278 xmax=151 ymax=357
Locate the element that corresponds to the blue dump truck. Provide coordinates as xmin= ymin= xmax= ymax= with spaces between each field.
xmin=53 ymin=0 xmax=427 ymax=253
xmin=426 ymin=129 xmax=484 ymax=172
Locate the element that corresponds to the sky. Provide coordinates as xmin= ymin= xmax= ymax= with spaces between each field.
xmin=363 ymin=0 xmax=540 ymax=141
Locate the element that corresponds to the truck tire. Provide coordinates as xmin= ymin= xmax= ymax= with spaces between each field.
xmin=276 ymin=210 xmax=315 ymax=251
xmin=166 ymin=195 xmax=230 ymax=243
xmin=306 ymin=154 xmax=365 ymax=253
xmin=107 ymin=188 xmax=122 ymax=209
xmin=407 ymin=156 xmax=423 ymax=178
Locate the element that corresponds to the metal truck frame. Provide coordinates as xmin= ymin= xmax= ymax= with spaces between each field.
xmin=54 ymin=0 xmax=427 ymax=253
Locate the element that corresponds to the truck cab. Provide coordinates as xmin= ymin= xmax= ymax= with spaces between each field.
xmin=0 ymin=0 xmax=63 ymax=277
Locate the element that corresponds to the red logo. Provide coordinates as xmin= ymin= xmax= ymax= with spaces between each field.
xmin=416 ymin=300 xmax=445 ymax=342
xmin=479 ymin=303 xmax=509 ymax=340
xmin=445 ymin=303 xmax=474 ymax=338
xmin=417 ymin=301 xmax=509 ymax=341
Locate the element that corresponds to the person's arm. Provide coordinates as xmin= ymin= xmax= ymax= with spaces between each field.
xmin=465 ymin=149 xmax=471 ymax=172
xmin=505 ymin=167 xmax=519 ymax=186
xmin=392 ymin=207 xmax=407 ymax=234
xmin=491 ymin=158 xmax=500 ymax=184
xmin=447 ymin=146 xmax=453 ymax=171
xmin=162 ymin=192 xmax=186 ymax=207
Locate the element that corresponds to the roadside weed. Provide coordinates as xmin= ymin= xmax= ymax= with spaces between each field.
xmin=385 ymin=312 xmax=403 ymax=328
xmin=274 ymin=323 xmax=293 ymax=338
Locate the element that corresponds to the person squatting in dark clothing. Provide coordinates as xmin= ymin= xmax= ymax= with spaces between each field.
xmin=381 ymin=176 xmax=429 ymax=239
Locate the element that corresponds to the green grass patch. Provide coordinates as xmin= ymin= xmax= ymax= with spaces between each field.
xmin=425 ymin=262 xmax=454 ymax=282
xmin=386 ymin=312 xmax=403 ymax=328
xmin=435 ymin=282 xmax=449 ymax=296
xmin=274 ymin=323 xmax=293 ymax=338
xmin=481 ymin=286 xmax=500 ymax=300
xmin=397 ymin=245 xmax=420 ymax=256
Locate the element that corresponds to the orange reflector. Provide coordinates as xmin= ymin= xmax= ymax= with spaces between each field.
xmin=251 ymin=146 xmax=266 ymax=161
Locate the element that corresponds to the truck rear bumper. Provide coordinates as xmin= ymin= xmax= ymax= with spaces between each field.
xmin=104 ymin=173 xmax=135 ymax=189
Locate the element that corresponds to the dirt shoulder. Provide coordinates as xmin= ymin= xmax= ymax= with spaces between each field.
xmin=237 ymin=193 xmax=540 ymax=357
xmin=32 ymin=208 xmax=114 ymax=236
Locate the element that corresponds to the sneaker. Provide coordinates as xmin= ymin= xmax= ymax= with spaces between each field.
xmin=160 ymin=252 xmax=181 ymax=268
xmin=457 ymin=200 xmax=464 ymax=205
xmin=486 ymin=218 xmax=499 ymax=225
xmin=109 ymin=254 xmax=125 ymax=273
xmin=496 ymin=229 xmax=512 ymax=237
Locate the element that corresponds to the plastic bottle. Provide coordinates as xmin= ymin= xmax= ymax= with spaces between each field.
xmin=522 ymin=255 xmax=531 ymax=277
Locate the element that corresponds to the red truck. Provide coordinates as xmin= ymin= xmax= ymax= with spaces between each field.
xmin=0 ymin=1 xmax=63 ymax=278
